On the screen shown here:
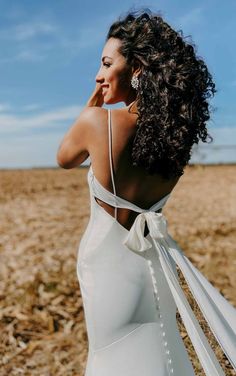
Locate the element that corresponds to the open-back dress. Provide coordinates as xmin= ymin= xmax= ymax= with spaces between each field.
xmin=77 ymin=108 xmax=236 ymax=376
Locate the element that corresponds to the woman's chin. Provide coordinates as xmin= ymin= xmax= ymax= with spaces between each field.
xmin=103 ymin=98 xmax=113 ymax=105
xmin=104 ymin=97 xmax=120 ymax=105
xmin=102 ymin=95 xmax=109 ymax=104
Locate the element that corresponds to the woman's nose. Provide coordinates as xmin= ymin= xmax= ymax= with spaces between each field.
xmin=95 ymin=68 xmax=104 ymax=83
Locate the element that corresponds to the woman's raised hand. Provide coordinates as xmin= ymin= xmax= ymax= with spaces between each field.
xmin=86 ymin=82 xmax=104 ymax=107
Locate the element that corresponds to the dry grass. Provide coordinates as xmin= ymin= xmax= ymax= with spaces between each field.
xmin=0 ymin=164 xmax=235 ymax=375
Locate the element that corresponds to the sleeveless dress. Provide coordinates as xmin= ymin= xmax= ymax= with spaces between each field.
xmin=77 ymin=109 xmax=236 ymax=376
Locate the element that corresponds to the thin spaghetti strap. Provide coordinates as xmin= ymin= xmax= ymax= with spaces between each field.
xmin=108 ymin=109 xmax=118 ymax=219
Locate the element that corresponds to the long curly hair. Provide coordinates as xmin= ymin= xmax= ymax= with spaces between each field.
xmin=106 ymin=9 xmax=216 ymax=179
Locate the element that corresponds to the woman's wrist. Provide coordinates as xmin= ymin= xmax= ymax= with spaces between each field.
xmin=86 ymin=95 xmax=103 ymax=107
xmin=86 ymin=84 xmax=104 ymax=107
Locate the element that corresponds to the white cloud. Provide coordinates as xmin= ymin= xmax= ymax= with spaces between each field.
xmin=0 ymin=115 xmax=235 ymax=168
xmin=0 ymin=48 xmax=47 ymax=64
xmin=0 ymin=21 xmax=57 ymax=42
xmin=17 ymin=22 xmax=56 ymax=41
xmin=20 ymin=103 xmax=44 ymax=112
xmin=0 ymin=12 xmax=114 ymax=65
xmin=0 ymin=105 xmax=83 ymax=134
xmin=0 ymin=132 xmax=62 ymax=169
xmin=58 ymin=12 xmax=115 ymax=53
xmin=15 ymin=49 xmax=46 ymax=62
xmin=0 ymin=49 xmax=47 ymax=64
xmin=0 ymin=19 xmax=57 ymax=64
xmin=0 ymin=19 xmax=104 ymax=65
xmin=0 ymin=130 xmax=90 ymax=169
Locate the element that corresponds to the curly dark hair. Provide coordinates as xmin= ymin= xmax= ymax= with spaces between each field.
xmin=106 ymin=8 xmax=216 ymax=179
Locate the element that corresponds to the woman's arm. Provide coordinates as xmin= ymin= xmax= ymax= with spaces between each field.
xmin=56 ymin=84 xmax=103 ymax=169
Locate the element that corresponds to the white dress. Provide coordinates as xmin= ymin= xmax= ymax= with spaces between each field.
xmin=77 ymin=109 xmax=236 ymax=376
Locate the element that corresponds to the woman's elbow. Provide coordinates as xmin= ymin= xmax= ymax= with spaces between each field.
xmin=56 ymin=149 xmax=70 ymax=169
xmin=56 ymin=149 xmax=89 ymax=169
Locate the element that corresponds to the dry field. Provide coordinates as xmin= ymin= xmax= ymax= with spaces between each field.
xmin=0 ymin=164 xmax=236 ymax=376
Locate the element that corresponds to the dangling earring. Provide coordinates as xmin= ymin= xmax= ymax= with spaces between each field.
xmin=131 ymin=75 xmax=139 ymax=90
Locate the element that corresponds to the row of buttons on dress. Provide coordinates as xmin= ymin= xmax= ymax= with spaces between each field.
xmin=147 ymin=259 xmax=174 ymax=375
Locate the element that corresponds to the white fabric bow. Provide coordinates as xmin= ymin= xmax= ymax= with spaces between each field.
xmin=122 ymin=211 xmax=236 ymax=376
xmin=123 ymin=211 xmax=168 ymax=253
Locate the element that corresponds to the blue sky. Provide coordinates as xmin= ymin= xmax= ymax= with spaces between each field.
xmin=0 ymin=0 xmax=236 ymax=168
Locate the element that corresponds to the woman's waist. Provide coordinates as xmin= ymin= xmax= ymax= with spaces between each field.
xmin=86 ymin=319 xmax=180 ymax=353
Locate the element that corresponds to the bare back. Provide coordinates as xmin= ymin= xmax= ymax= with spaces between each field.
xmin=88 ymin=106 xmax=180 ymax=230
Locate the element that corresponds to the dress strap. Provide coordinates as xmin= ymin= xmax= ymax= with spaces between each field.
xmin=108 ymin=109 xmax=117 ymax=219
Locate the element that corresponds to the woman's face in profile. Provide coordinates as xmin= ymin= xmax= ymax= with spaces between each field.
xmin=96 ymin=37 xmax=134 ymax=104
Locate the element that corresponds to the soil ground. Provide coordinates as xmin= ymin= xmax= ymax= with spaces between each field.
xmin=0 ymin=164 xmax=235 ymax=375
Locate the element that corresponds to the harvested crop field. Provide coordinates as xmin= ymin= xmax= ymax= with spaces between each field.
xmin=0 ymin=164 xmax=236 ymax=376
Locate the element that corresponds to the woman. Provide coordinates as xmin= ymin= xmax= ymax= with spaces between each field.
xmin=57 ymin=9 xmax=236 ymax=376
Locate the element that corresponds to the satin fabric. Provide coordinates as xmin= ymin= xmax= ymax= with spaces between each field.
xmin=77 ymin=167 xmax=195 ymax=375
xmin=123 ymin=211 xmax=236 ymax=375
xmin=77 ymin=108 xmax=236 ymax=375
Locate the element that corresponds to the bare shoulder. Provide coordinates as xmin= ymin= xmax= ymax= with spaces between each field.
xmin=78 ymin=106 xmax=108 ymax=127
xmin=81 ymin=106 xmax=135 ymax=124
xmin=82 ymin=107 xmax=137 ymax=148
